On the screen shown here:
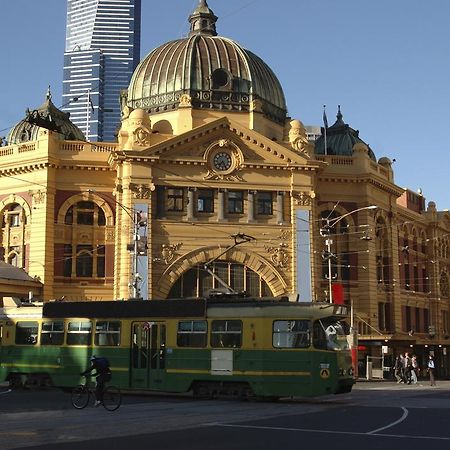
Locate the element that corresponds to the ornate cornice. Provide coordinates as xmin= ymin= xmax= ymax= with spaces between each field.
xmin=318 ymin=174 xmax=404 ymax=197
xmin=130 ymin=183 xmax=154 ymax=199
xmin=292 ymin=190 xmax=316 ymax=207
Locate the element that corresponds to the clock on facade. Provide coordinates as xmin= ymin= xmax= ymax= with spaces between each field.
xmin=213 ymin=151 xmax=232 ymax=171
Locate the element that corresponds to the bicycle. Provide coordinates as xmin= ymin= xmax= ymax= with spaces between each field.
xmin=71 ymin=376 xmax=122 ymax=411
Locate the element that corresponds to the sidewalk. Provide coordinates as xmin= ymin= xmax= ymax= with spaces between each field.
xmin=356 ymin=377 xmax=450 ymax=388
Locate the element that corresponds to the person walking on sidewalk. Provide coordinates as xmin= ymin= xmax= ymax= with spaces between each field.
xmin=411 ymin=355 xmax=419 ymax=384
xmin=403 ymin=352 xmax=412 ymax=384
xmin=394 ymin=355 xmax=404 ymax=383
xmin=427 ymin=354 xmax=436 ymax=386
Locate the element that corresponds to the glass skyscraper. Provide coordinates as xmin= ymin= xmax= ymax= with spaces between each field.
xmin=62 ymin=0 xmax=141 ymax=142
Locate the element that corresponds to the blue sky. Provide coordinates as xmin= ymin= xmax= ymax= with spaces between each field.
xmin=0 ymin=0 xmax=448 ymax=210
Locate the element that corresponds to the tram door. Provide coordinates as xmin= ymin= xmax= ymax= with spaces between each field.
xmin=130 ymin=321 xmax=166 ymax=389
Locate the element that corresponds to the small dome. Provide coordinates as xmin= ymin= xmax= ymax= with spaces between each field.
xmin=128 ymin=108 xmax=148 ymax=120
xmin=315 ymin=106 xmax=376 ymax=161
xmin=378 ymin=156 xmax=392 ymax=166
xmin=290 ymin=119 xmax=304 ymax=129
xmin=127 ymin=1 xmax=287 ymax=124
xmin=7 ymin=88 xmax=85 ymax=145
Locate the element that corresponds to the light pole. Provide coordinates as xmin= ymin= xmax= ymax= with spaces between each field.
xmin=129 ymin=209 xmax=147 ymax=300
xmin=320 ymin=205 xmax=377 ymax=303
xmin=320 ymin=204 xmax=377 ymax=378
xmin=88 ymin=190 xmax=146 ymax=300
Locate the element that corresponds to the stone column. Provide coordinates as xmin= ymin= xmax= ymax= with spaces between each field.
xmin=277 ymin=192 xmax=284 ymax=224
xmin=187 ymin=188 xmax=195 ymax=221
xmin=218 ymin=189 xmax=225 ymax=222
xmin=247 ymin=191 xmax=256 ymax=223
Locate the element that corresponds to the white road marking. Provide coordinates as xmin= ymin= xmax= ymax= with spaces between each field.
xmin=367 ymin=406 xmax=408 ymax=434
xmin=0 ymin=389 xmax=12 ymax=395
xmin=208 ymin=421 xmax=450 ymax=441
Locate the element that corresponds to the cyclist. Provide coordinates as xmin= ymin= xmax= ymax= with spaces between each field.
xmin=81 ymin=356 xmax=112 ymax=406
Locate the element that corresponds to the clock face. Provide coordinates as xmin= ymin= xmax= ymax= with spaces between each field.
xmin=213 ymin=152 xmax=232 ymax=171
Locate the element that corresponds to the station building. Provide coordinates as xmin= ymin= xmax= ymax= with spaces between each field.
xmin=0 ymin=1 xmax=449 ymax=376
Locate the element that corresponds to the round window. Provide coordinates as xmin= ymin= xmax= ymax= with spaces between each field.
xmin=212 ymin=69 xmax=229 ymax=88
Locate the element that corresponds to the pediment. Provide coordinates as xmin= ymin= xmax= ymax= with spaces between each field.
xmin=123 ymin=117 xmax=314 ymax=168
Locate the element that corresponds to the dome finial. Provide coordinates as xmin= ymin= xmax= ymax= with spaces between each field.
xmin=188 ymin=0 xmax=218 ymax=36
xmin=336 ymin=105 xmax=344 ymax=124
xmin=46 ymin=86 xmax=52 ymax=101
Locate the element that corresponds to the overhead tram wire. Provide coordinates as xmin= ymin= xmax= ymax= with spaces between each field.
xmin=1 ymin=164 xmax=445 ymax=259
xmin=1 ymin=102 xmax=446 ymax=258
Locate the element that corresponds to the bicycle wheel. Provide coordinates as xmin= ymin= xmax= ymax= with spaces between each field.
xmin=103 ymin=385 xmax=121 ymax=411
xmin=71 ymin=385 xmax=90 ymax=409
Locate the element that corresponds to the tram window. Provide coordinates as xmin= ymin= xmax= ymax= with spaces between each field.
xmin=313 ymin=321 xmax=327 ymax=350
xmin=67 ymin=321 xmax=92 ymax=346
xmin=95 ymin=321 xmax=121 ymax=346
xmin=41 ymin=321 xmax=64 ymax=345
xmin=211 ymin=320 xmax=242 ymax=348
xmin=273 ymin=320 xmax=311 ymax=348
xmin=313 ymin=320 xmax=350 ymax=351
xmin=15 ymin=321 xmax=39 ymax=345
xmin=177 ymin=320 xmax=207 ymax=347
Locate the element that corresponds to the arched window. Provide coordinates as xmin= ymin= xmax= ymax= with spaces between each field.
xmin=168 ymin=262 xmax=272 ymax=298
xmin=421 ymin=232 xmax=427 ymax=254
xmin=400 ymin=226 xmax=410 ymax=290
xmin=418 ymin=231 xmax=428 ymax=293
xmin=0 ymin=202 xmax=28 ymax=268
xmin=2 ymin=204 xmax=25 ymax=227
xmin=376 ymin=217 xmax=390 ymax=286
xmin=319 ymin=211 xmax=350 ymax=283
xmin=7 ymin=248 xmax=20 ymax=267
xmin=441 ymin=273 xmax=450 ymax=299
xmin=62 ymin=200 xmax=107 ymax=279
xmin=64 ymin=201 xmax=106 ymax=226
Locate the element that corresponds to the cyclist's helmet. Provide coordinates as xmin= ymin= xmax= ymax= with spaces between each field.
xmin=90 ymin=355 xmax=97 ymax=362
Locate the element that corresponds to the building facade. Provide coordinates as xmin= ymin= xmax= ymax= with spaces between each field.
xmin=62 ymin=0 xmax=141 ymax=141
xmin=1 ymin=1 xmax=449 ymax=376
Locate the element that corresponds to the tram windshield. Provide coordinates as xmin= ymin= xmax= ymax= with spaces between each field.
xmin=314 ymin=319 xmax=350 ymax=351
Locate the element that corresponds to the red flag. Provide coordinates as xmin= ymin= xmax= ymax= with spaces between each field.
xmin=332 ymin=283 xmax=344 ymax=304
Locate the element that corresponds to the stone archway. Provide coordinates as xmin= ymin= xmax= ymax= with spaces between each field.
xmin=57 ymin=192 xmax=115 ymax=225
xmin=0 ymin=194 xmax=32 ymax=221
xmin=155 ymin=245 xmax=288 ymax=299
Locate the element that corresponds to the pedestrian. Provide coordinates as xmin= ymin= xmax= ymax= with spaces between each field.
xmin=427 ymin=354 xmax=436 ymax=386
xmin=403 ymin=352 xmax=412 ymax=384
xmin=411 ymin=355 xmax=419 ymax=384
xmin=394 ymin=356 xmax=404 ymax=383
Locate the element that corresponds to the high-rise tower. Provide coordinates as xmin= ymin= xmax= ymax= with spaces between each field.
xmin=62 ymin=0 xmax=141 ymax=142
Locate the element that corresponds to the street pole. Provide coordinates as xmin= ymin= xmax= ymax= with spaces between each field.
xmin=324 ymin=231 xmax=336 ymax=303
xmin=320 ymin=205 xmax=376 ymax=377
xmin=350 ymin=298 xmax=359 ymax=377
xmin=87 ymin=189 xmax=145 ymax=300
xmin=320 ymin=205 xmax=377 ymax=303
xmin=132 ymin=210 xmax=141 ymax=300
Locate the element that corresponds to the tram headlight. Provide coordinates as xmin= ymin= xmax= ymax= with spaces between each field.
xmin=348 ymin=367 xmax=354 ymax=376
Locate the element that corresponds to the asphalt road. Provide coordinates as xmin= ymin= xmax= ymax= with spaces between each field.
xmin=2 ymin=381 xmax=450 ymax=450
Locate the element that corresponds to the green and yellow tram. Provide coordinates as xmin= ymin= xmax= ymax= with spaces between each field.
xmin=0 ymin=296 xmax=354 ymax=399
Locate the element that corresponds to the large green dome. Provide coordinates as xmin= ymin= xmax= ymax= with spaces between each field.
xmin=127 ymin=0 xmax=287 ymax=124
